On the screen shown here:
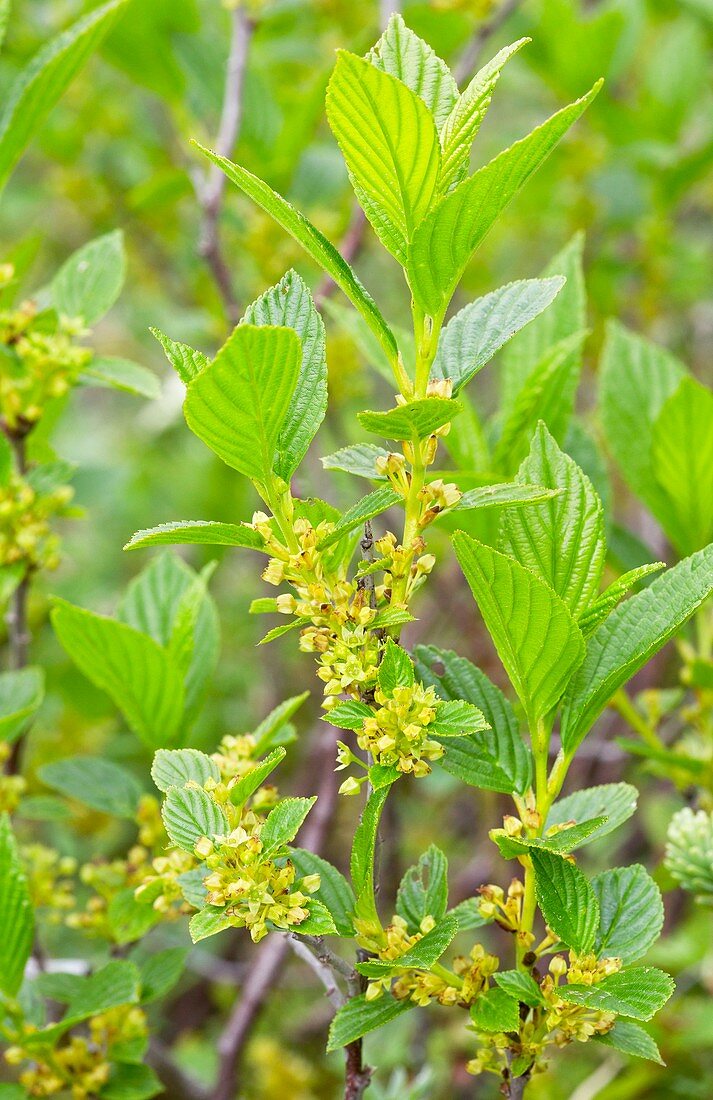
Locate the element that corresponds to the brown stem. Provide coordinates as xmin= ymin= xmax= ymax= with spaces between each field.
xmin=4 ymin=431 xmax=30 ymax=774
xmin=196 ymin=6 xmax=254 ymax=327
xmin=345 ymin=1038 xmax=372 ymax=1100
xmin=313 ymin=207 xmax=368 ymax=309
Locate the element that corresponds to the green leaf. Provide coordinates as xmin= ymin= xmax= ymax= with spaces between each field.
xmin=599 ymin=321 xmax=685 ymax=524
xmin=0 ymin=1 xmax=129 ymax=193
xmin=431 ymin=699 xmax=489 ymax=737
xmin=493 ymin=331 xmax=588 ymax=475
xmin=51 ymin=230 xmax=126 ymax=324
xmin=368 ymin=15 xmax=458 ymax=129
xmin=453 ymin=533 xmax=584 ymax=727
xmin=107 ymin=889 xmax=159 ymax=946
xmin=294 ymin=899 xmax=338 ymax=937
xmin=501 ymin=233 xmax=586 ymax=418
xmin=321 ymin=443 xmax=389 ymax=481
xmin=82 ymin=356 xmax=160 ymax=400
xmin=0 ymin=813 xmax=33 ymax=997
xmin=650 ymin=377 xmax=713 ymax=555
xmin=493 ymin=818 xmax=608 ymax=859
xmin=447 ymin=897 xmax=489 ymax=930
xmin=595 ymin=1020 xmax=664 ymax=1065
xmin=327 ymin=993 xmax=415 ymax=1051
xmin=101 ymin=1063 xmax=162 ymax=1099
xmin=125 ymin=519 xmax=265 ymax=552
xmin=138 ymin=947 xmax=188 ymax=1005
xmin=378 ymin=638 xmax=414 ymax=695
xmin=558 ymin=967 xmax=674 ymax=1021
xmin=414 ymin=645 xmax=531 ymax=794
xmin=51 ymin=600 xmax=185 ymax=747
xmin=39 ymin=756 xmax=142 ymax=817
xmin=396 ymin=845 xmax=449 ymax=932
xmin=318 ymin=486 xmax=400 ymax=550
xmin=560 ymin=544 xmax=713 ymax=754
xmin=357 ymin=914 xmax=459 ymax=976
xmin=530 ymin=848 xmax=599 ymax=954
xmin=289 ymin=849 xmax=355 ymax=936
xmin=358 ymin=397 xmax=460 ymax=441
xmin=151 ymin=749 xmax=220 ymax=793
xmin=592 ymin=865 xmax=664 ymax=964
xmin=252 ymin=692 xmax=309 ymax=753
xmin=431 ymin=277 xmax=565 ymax=393
xmin=184 ymin=324 xmax=301 ymax=484
xmin=228 ymin=747 xmax=286 ymax=807
xmin=25 ymin=961 xmax=140 ymax=1047
xmin=577 ymin=564 xmax=665 ymax=637
xmin=162 ymin=786 xmax=227 ymax=852
xmin=324 ymin=700 xmax=372 ymax=732
xmin=189 ymin=906 xmax=232 ymax=943
xmin=193 ymin=142 xmax=398 ymax=368
xmin=546 ymin=783 xmax=638 ymax=846
xmin=151 ymin=327 xmax=209 ymax=383
xmin=261 ymin=797 xmax=316 ymax=852
xmin=455 ymin=482 xmax=561 ymax=514
xmin=499 ymin=423 xmax=605 ymax=618
xmin=408 ymin=82 xmax=601 ymax=316
xmin=351 ymin=785 xmax=391 ymax=921
xmin=493 ymin=970 xmax=544 ymax=1007
xmin=470 ymin=987 xmax=520 ymax=1033
xmin=439 ymin=38 xmax=529 ymax=194
xmin=0 ymin=667 xmax=44 ymax=742
xmin=243 ymin=270 xmax=327 ymax=480
xmin=326 ymin=50 xmax=441 ymax=264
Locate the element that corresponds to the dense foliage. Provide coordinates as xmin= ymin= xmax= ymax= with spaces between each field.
xmin=1 ymin=2 xmax=712 ymax=1099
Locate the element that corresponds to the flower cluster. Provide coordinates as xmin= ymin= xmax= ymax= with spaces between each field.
xmin=0 ymin=290 xmax=91 ymax=433
xmin=357 ymin=681 xmax=443 ymax=776
xmin=3 ymin=1005 xmax=147 ymax=1099
xmin=0 ymin=473 xmax=73 ymax=574
xmin=22 ymin=843 xmax=77 ymax=922
xmin=196 ymin=813 xmax=320 ymax=942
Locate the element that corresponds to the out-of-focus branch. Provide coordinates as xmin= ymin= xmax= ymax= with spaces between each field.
xmin=194 ymin=5 xmax=254 ymax=327
xmin=3 ymin=429 xmax=31 ymax=775
xmin=149 ymin=1039 xmax=209 ymax=1100
xmin=454 ymin=0 xmax=521 ymax=85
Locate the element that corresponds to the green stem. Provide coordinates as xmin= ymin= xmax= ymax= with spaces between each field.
xmin=430 ymin=961 xmax=464 ymax=989
xmin=611 ymin=687 xmax=664 ymax=750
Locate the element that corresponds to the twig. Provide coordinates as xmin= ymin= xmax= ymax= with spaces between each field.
xmin=453 ymin=0 xmax=522 ymax=85
xmin=3 ymin=430 xmax=31 ymax=774
xmin=194 ymin=5 xmax=254 ymax=326
xmin=313 ymin=207 xmax=368 ymax=309
xmin=287 ymin=935 xmax=348 ymax=1009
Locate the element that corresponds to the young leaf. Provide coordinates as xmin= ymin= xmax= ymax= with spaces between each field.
xmin=396 ymin=845 xmax=449 ymax=932
xmin=261 ymin=796 xmax=316 ymax=852
xmin=228 ymin=747 xmax=287 ymax=806
xmin=493 ymin=818 xmax=608 ymax=859
xmin=51 ymin=599 xmax=185 ymax=748
xmin=318 ymin=486 xmax=400 ymax=549
xmin=439 ymin=38 xmax=529 ymax=194
xmin=408 ymin=82 xmax=601 ymax=316
xmin=151 ymin=327 xmax=209 ymax=383
xmin=561 ymin=543 xmax=713 ymax=753
xmin=453 ymin=533 xmax=585 ymax=727
xmin=243 ymin=270 xmax=327 ymax=481
xmin=0 ymin=814 xmax=33 ymax=997
xmin=289 ymin=849 xmax=355 ymax=936
xmin=125 ymin=520 xmax=265 ymax=552
xmin=0 ymin=666 xmax=44 ymax=742
xmin=51 ymin=231 xmax=126 ymax=324
xmin=327 ymin=992 xmax=415 ymax=1051
xmin=493 ymin=970 xmax=544 ymax=1007
xmin=577 ymin=563 xmax=665 ymax=637
xmin=189 ymin=906 xmax=232 ymax=943
xmin=454 ymin=483 xmax=560 ymax=513
xmin=368 ymin=15 xmax=457 ymax=129
xmin=530 ymin=848 xmax=599 ymax=954
xmin=326 ymin=51 xmax=441 ymax=263
xmin=592 ymin=865 xmax=664 ymax=964
xmin=81 ymin=355 xmax=160 ymax=399
xmin=151 ymin=749 xmax=220 ymax=793
xmin=431 ymin=699 xmax=488 ymax=737
xmin=650 ymin=377 xmax=713 ymax=555
xmin=193 ymin=143 xmax=398 ymax=368
xmin=293 ymin=899 xmax=338 ymax=937
xmin=321 ymin=443 xmax=389 ymax=481
xmin=0 ymin=0 xmax=129 ymax=192
xmin=414 ymin=645 xmax=531 ymax=794
xmin=378 ymin=638 xmax=414 ymax=695
xmin=431 ymin=277 xmax=565 ymax=393
xmin=470 ymin=987 xmax=520 ymax=1033
xmin=162 ymin=787 xmax=227 ymax=852
xmin=546 ymin=783 xmax=638 ymax=845
xmin=599 ymin=321 xmax=685 ymax=523
xmin=499 ymin=423 xmax=606 ymax=618
xmin=558 ymin=967 xmax=674 ymax=1021
xmin=184 ymin=324 xmax=301 ymax=484
xmin=357 ymin=914 xmax=459 ymax=976
xmin=594 ymin=1019 xmax=664 ymax=1065
xmin=351 ymin=785 xmax=391 ymax=923
xmin=358 ymin=397 xmax=461 ymax=441
xmin=324 ymin=700 xmax=372 ymax=731
xmin=252 ymin=692 xmax=309 ymax=753
xmin=39 ymin=756 xmax=142 ymax=817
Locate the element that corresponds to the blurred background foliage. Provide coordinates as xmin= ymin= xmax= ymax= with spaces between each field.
xmin=1 ymin=0 xmax=713 ymax=1096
